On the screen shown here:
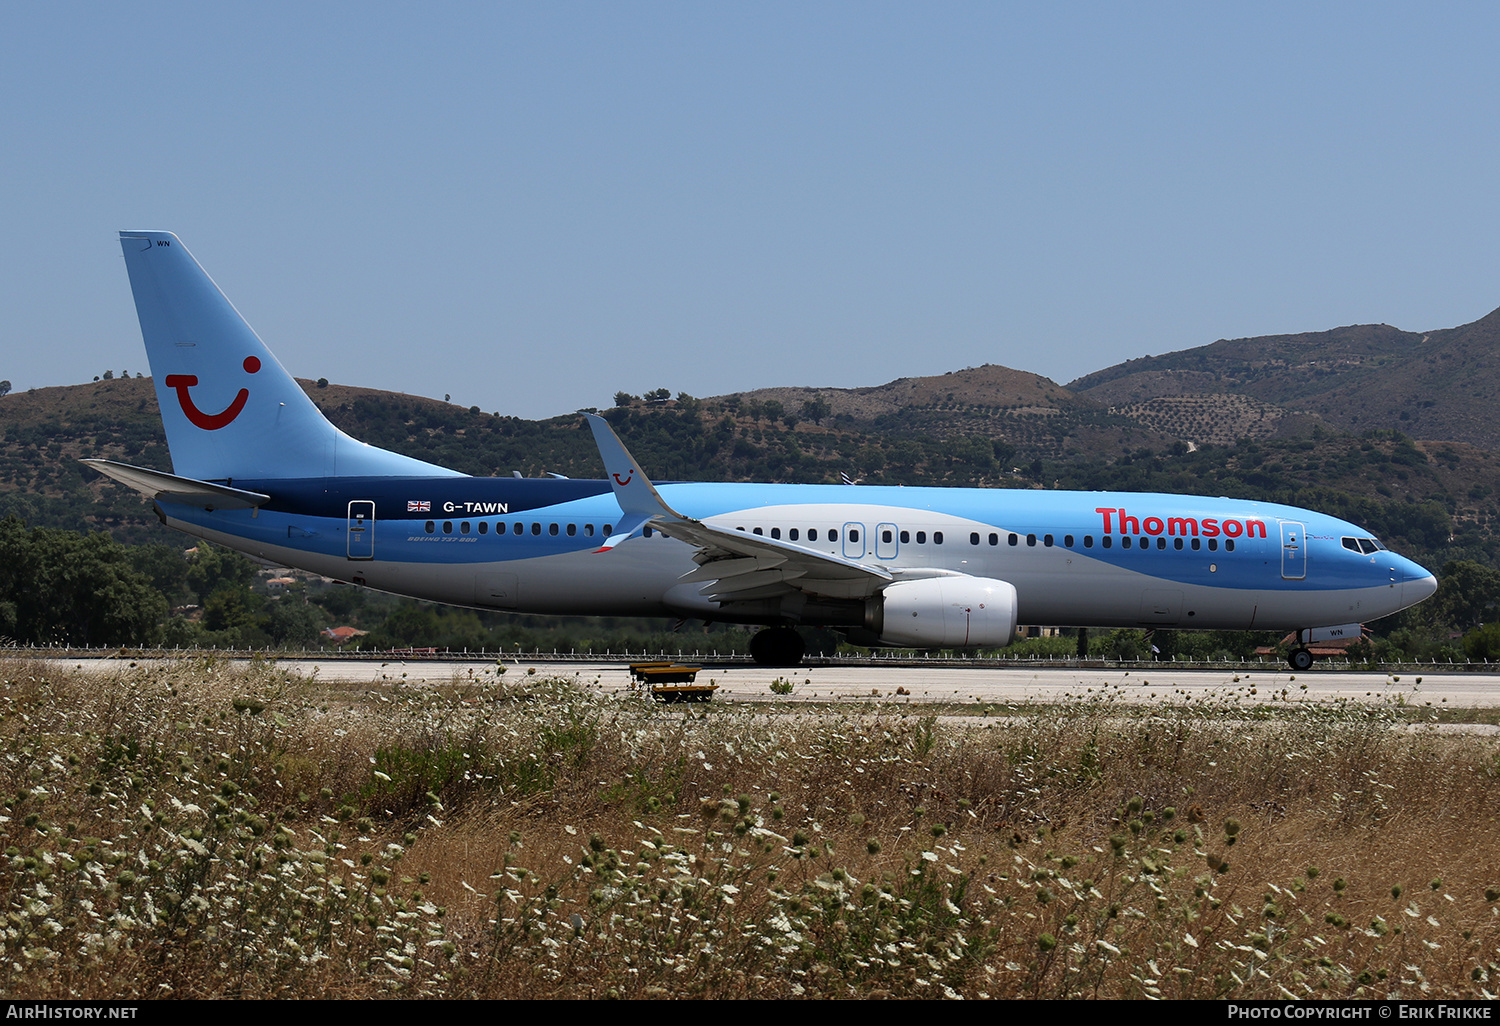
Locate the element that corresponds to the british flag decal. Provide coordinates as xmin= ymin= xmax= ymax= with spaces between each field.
xmin=408 ymin=500 xmax=431 ymax=512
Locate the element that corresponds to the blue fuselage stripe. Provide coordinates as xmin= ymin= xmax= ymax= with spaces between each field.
xmin=171 ymin=476 xmax=1426 ymax=599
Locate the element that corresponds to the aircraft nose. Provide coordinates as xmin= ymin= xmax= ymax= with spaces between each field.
xmin=1406 ymin=571 xmax=1438 ymax=605
xmin=1396 ymin=556 xmax=1438 ymax=606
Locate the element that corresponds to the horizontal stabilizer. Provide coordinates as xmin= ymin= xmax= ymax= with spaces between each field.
xmin=81 ymin=458 xmax=269 ymax=510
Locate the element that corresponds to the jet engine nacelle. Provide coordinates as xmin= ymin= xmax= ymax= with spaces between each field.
xmin=868 ymin=576 xmax=1019 ymax=649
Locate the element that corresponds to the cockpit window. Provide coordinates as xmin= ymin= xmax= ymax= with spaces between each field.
xmin=1343 ymin=537 xmax=1384 ymax=554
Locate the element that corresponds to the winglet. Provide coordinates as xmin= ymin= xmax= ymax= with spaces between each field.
xmin=584 ymin=414 xmax=689 ymax=520
xmin=584 ymin=413 xmax=696 ymax=552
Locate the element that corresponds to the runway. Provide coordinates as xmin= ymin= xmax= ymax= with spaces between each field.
xmin=54 ymin=656 xmax=1500 ymax=708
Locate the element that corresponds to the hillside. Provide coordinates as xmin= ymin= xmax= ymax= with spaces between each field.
xmin=719 ymin=363 xmax=1179 ymax=459
xmin=5 ymin=295 xmax=1500 ymax=573
xmin=1069 ymin=306 xmax=1500 ymax=448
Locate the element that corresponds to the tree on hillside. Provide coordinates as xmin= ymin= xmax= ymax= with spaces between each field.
xmin=1430 ymin=560 xmax=1500 ymax=630
xmin=800 ymin=397 xmax=833 ymax=425
xmin=266 ymin=598 xmax=327 ymax=647
xmin=0 ymin=517 xmax=166 ymax=646
xmin=185 ymin=542 xmax=257 ymax=603
xmin=0 ymin=381 xmax=10 ymax=398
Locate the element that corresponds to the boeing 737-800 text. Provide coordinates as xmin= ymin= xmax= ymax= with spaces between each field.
xmin=86 ymin=231 xmax=1438 ymax=668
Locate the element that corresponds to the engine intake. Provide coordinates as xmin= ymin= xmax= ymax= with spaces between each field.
xmin=867 ymin=577 xmax=1018 ymax=649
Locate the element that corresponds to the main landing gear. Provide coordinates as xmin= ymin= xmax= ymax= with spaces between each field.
xmin=1287 ymin=648 xmax=1315 ymax=672
xmin=750 ymin=627 xmax=806 ymax=667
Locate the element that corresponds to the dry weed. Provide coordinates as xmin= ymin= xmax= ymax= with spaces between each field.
xmin=0 ymin=658 xmax=1496 ymax=999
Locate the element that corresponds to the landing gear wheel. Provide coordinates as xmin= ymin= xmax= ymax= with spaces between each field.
xmin=1288 ymin=648 xmax=1314 ymax=672
xmin=750 ymin=627 xmax=806 ymax=667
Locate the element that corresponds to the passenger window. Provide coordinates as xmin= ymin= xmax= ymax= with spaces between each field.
xmin=1064 ymin=535 xmax=1074 ymax=547
xmin=753 ymin=527 xmax=763 ymax=536
xmin=425 ymin=521 xmax=434 ymax=534
xmin=882 ymin=530 xmax=892 ymax=543
xmin=809 ymin=529 xmax=819 ymax=541
xmin=1008 ymin=533 xmax=1018 ymax=546
xmin=916 ymin=531 xmax=926 ymax=544
xmin=899 ymin=530 xmax=909 ymax=543
xmin=988 ymin=533 xmax=998 ymax=546
xmin=1174 ymin=537 xmax=1183 ymax=550
xmin=567 ymin=523 xmax=577 ymax=536
xmin=1121 ymin=537 xmax=1131 ymax=549
xmin=1191 ymin=538 xmax=1200 ymax=550
xmin=644 ymin=526 xmax=654 ymax=538
xmin=602 ymin=524 xmax=612 ymax=536
xmin=831 ymin=530 xmax=840 ymax=543
xmin=461 ymin=521 xmax=470 ymax=534
xmin=585 ymin=524 xmax=594 ymax=536
xmin=479 ymin=521 xmax=488 ymax=535
xmin=790 ymin=528 xmax=800 ymax=541
xmin=1208 ymin=539 xmax=1218 ymax=551
xmin=1044 ymin=534 xmax=1054 ymax=547
xmin=970 ymin=532 xmax=980 ymax=545
xmin=531 ymin=523 xmax=541 ymax=535
xmin=549 ymin=523 xmax=558 ymax=536
xmin=514 ymin=522 xmax=524 ymax=535
xmin=849 ymin=529 xmax=858 ymax=542
xmin=1083 ymin=535 xmax=1092 ymax=548
xmin=1156 ymin=537 xmax=1165 ymax=550
xmin=772 ymin=528 xmax=781 ymax=539
xmin=443 ymin=521 xmax=452 ymax=534
xmin=934 ymin=532 xmax=943 ymax=545
xmin=1026 ymin=534 xmax=1036 ymax=547
xmin=1102 ymin=536 xmax=1112 ymax=549
xmin=1225 ymin=539 xmax=1235 ymax=552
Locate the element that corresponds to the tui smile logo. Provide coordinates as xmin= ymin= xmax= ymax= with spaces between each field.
xmin=612 ymin=470 xmax=634 ymax=486
xmin=165 ymin=356 xmax=261 ymax=430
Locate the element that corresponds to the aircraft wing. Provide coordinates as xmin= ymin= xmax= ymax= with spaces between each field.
xmin=584 ymin=414 xmax=891 ymax=602
xmin=656 ymin=515 xmax=892 ymax=602
xmin=81 ymin=458 xmax=270 ymax=511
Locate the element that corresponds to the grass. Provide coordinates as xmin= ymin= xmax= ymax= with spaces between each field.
xmin=0 ymin=657 xmax=1497 ymax=999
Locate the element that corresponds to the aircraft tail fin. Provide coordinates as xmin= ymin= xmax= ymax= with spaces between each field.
xmin=118 ymin=231 xmax=460 ymax=481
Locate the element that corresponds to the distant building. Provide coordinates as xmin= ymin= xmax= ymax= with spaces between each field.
xmin=321 ymin=626 xmax=367 ymax=644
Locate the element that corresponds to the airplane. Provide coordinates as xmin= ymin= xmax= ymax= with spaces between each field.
xmin=86 ymin=230 xmax=1439 ymax=671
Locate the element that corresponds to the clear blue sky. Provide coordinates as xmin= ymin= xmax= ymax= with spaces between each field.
xmin=3 ymin=2 xmax=1497 ymax=418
